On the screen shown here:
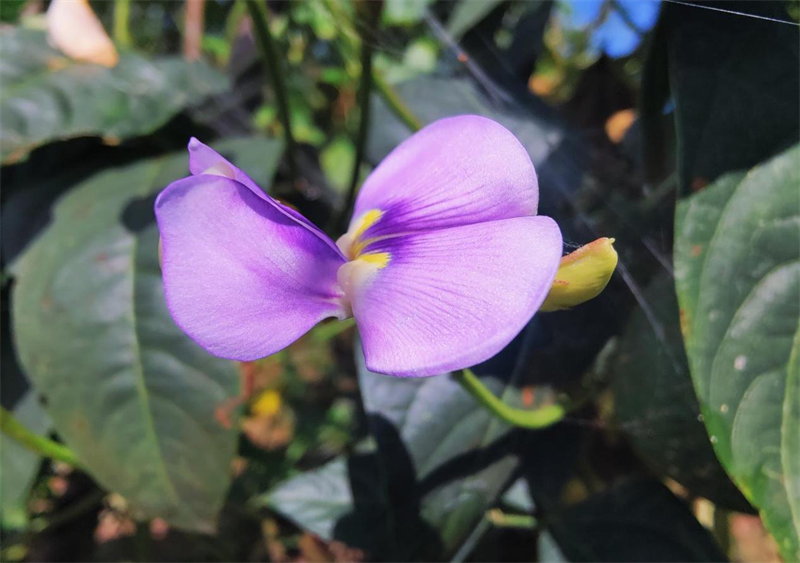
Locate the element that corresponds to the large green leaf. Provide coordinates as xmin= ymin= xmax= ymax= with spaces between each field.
xmin=546 ymin=478 xmax=726 ymax=562
xmin=0 ymin=27 xmax=228 ymax=165
xmin=613 ymin=275 xmax=750 ymax=512
xmin=0 ymin=391 xmax=49 ymax=529
xmin=12 ymin=137 xmax=283 ymax=532
xmin=267 ymin=331 xmax=578 ymax=561
xmin=674 ymin=144 xmax=800 ymax=560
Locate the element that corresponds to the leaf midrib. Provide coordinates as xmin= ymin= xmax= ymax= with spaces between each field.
xmin=126 ymin=159 xmax=182 ymax=511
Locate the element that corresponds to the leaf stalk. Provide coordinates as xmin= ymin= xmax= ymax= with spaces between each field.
xmin=246 ymin=0 xmax=299 ymax=185
xmin=0 ymin=406 xmax=81 ymax=467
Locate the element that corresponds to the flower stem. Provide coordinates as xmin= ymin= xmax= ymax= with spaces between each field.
xmin=373 ymin=72 xmax=423 ymax=132
xmin=311 ymin=317 xmax=356 ymax=342
xmin=246 ymin=0 xmax=299 ymax=186
xmin=486 ymin=509 xmax=538 ymax=529
xmin=0 ymin=406 xmax=81 ymax=467
xmin=453 ymin=369 xmax=579 ymax=429
xmin=113 ymin=0 xmax=132 ymax=48
xmin=334 ymin=1 xmax=383 ymax=234
xmin=321 ymin=0 xmax=422 ymax=135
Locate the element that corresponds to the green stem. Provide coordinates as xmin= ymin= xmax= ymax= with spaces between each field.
xmin=0 ymin=406 xmax=80 ymax=467
xmin=453 ymin=369 xmax=577 ymax=429
xmin=486 ymin=509 xmax=538 ymax=529
xmin=225 ymin=0 xmax=248 ymax=52
xmin=322 ymin=0 xmax=422 ymax=135
xmin=373 ymin=72 xmax=422 ymax=132
xmin=30 ymin=488 xmax=106 ymax=533
xmin=334 ymin=1 xmax=383 ymax=233
xmin=113 ymin=0 xmax=132 ymax=48
xmin=712 ymin=506 xmax=731 ymax=557
xmin=246 ymin=0 xmax=298 ymax=185
xmin=311 ymin=317 xmax=356 ymax=342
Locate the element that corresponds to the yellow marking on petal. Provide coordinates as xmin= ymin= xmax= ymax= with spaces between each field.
xmin=353 ymin=209 xmax=383 ymax=239
xmin=540 ymin=237 xmax=618 ymax=312
xmin=358 ymin=252 xmax=390 ymax=268
xmin=336 ymin=252 xmax=391 ymax=303
xmin=338 ymin=209 xmax=384 ymax=259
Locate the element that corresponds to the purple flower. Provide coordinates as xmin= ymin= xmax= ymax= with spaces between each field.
xmin=155 ymin=115 xmax=563 ymax=377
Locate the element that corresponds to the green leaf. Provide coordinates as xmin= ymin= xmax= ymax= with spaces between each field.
xmin=613 ymin=275 xmax=751 ymax=512
xmin=0 ymin=0 xmax=25 ymax=23
xmin=655 ymin=2 xmax=799 ymax=193
xmin=383 ymin=0 xmax=435 ymax=26
xmin=547 ymin=478 xmax=727 ymax=562
xmin=0 ymin=27 xmax=228 ymax=165
xmin=674 ymin=144 xmax=800 ymax=560
xmin=12 ymin=137 xmax=283 ymax=532
xmin=267 ymin=334 xmax=562 ymax=561
xmin=0 ymin=392 xmax=49 ymax=529
xmin=264 ymin=443 xmax=395 ymax=557
xmin=447 ymin=0 xmax=505 ymax=40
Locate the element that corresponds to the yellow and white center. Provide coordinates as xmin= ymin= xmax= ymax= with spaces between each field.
xmin=336 ymin=209 xmax=391 ymax=302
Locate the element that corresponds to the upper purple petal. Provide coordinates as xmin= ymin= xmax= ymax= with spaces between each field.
xmin=349 ymin=216 xmax=563 ymax=376
xmin=188 ymin=138 xmax=346 ymax=260
xmin=350 ymin=115 xmax=539 ymax=241
xmin=155 ymin=174 xmax=346 ymax=361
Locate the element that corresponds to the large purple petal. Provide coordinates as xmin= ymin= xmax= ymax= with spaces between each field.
xmin=348 ymin=115 xmax=538 ymax=242
xmin=155 ymin=175 xmax=347 ymax=361
xmin=344 ymin=216 xmax=563 ymax=376
xmin=188 ymin=138 xmax=346 ymax=259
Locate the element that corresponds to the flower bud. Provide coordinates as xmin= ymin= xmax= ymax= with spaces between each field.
xmin=540 ymin=237 xmax=618 ymax=312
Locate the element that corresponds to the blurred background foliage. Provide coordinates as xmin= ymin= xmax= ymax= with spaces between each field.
xmin=1 ymin=0 xmax=798 ymax=562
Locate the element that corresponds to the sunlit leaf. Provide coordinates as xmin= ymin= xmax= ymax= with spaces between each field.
xmin=12 ymin=137 xmax=283 ymax=532
xmin=0 ymin=27 xmax=227 ymax=165
xmin=674 ymin=144 xmax=800 ymax=560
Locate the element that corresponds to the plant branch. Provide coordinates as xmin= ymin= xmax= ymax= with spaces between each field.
xmin=113 ymin=0 xmax=132 ymax=48
xmin=0 ymin=406 xmax=81 ymax=467
xmin=183 ymin=0 xmax=206 ymax=61
xmin=486 ymin=509 xmax=538 ymax=529
xmin=373 ymin=72 xmax=422 ymax=132
xmin=453 ymin=369 xmax=583 ymax=429
xmin=246 ymin=0 xmax=298 ymax=185
xmin=333 ymin=1 xmax=383 ymax=233
xmin=322 ymin=0 xmax=422 ymax=135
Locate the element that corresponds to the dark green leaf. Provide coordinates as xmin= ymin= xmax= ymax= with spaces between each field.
xmin=654 ymin=2 xmax=799 ymax=193
xmin=547 ymin=478 xmax=726 ymax=562
xmin=0 ymin=0 xmax=25 ymax=23
xmin=268 ymin=331 xmax=566 ymax=561
xmin=12 ymin=137 xmax=283 ymax=532
xmin=674 ymin=144 xmax=800 ymax=560
xmin=0 ymin=27 xmax=228 ymax=165
xmin=613 ymin=275 xmax=751 ymax=511
xmin=0 ymin=392 xmax=49 ymax=529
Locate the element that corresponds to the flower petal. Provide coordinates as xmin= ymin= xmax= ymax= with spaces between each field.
xmin=349 ymin=115 xmax=539 ymax=242
xmin=187 ymin=138 xmax=346 ymax=260
xmin=347 ymin=216 xmax=563 ymax=376
xmin=155 ymin=175 xmax=347 ymax=361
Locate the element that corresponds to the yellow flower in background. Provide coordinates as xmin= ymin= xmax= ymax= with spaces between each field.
xmin=46 ymin=0 xmax=119 ymax=68
xmin=251 ymin=390 xmax=282 ymax=418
